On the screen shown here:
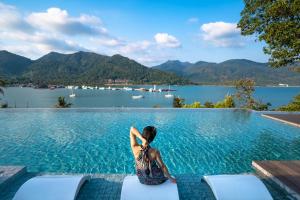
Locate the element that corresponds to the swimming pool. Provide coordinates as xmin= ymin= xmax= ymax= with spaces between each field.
xmin=0 ymin=109 xmax=300 ymax=175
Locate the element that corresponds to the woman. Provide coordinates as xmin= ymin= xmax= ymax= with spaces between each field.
xmin=130 ymin=126 xmax=176 ymax=185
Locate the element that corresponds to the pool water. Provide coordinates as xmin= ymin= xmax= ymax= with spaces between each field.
xmin=0 ymin=109 xmax=300 ymax=175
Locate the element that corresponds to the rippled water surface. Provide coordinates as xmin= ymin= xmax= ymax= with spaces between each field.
xmin=3 ymin=86 xmax=300 ymax=108
xmin=1 ymin=109 xmax=300 ymax=175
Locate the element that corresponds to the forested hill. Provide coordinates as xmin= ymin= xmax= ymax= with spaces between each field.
xmin=0 ymin=50 xmax=32 ymax=77
xmin=0 ymin=51 xmax=189 ymax=85
xmin=153 ymin=59 xmax=300 ymax=85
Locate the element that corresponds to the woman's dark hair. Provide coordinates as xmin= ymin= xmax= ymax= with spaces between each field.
xmin=142 ymin=126 xmax=157 ymax=143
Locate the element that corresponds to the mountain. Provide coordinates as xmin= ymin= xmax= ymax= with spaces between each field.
xmin=0 ymin=50 xmax=32 ymax=78
xmin=0 ymin=51 xmax=189 ymax=85
xmin=153 ymin=59 xmax=300 ymax=85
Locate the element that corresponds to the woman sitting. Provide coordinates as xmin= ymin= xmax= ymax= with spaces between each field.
xmin=130 ymin=126 xmax=176 ymax=185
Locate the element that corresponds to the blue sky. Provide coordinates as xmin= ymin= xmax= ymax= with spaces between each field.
xmin=0 ymin=0 xmax=268 ymax=66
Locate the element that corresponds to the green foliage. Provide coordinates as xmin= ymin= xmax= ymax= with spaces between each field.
xmin=1 ymin=103 xmax=8 ymax=108
xmin=0 ymin=79 xmax=5 ymax=96
xmin=277 ymin=94 xmax=300 ymax=111
xmin=215 ymin=95 xmax=236 ymax=108
xmin=154 ymin=59 xmax=300 ymax=85
xmin=183 ymin=101 xmax=201 ymax=108
xmin=235 ymin=78 xmax=271 ymax=110
xmin=235 ymin=79 xmax=256 ymax=109
xmin=238 ymin=0 xmax=300 ymax=67
xmin=0 ymin=50 xmax=32 ymax=77
xmin=204 ymin=101 xmax=214 ymax=108
xmin=55 ymin=96 xmax=72 ymax=108
xmin=253 ymin=102 xmax=272 ymax=111
xmin=173 ymin=97 xmax=185 ymax=108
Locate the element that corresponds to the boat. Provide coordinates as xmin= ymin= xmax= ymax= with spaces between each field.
xmin=123 ymin=87 xmax=133 ymax=91
xmin=278 ymin=83 xmax=289 ymax=87
xmin=132 ymin=95 xmax=144 ymax=99
xmin=98 ymin=87 xmax=105 ymax=90
xmin=165 ymin=85 xmax=174 ymax=98
xmin=69 ymin=89 xmax=76 ymax=98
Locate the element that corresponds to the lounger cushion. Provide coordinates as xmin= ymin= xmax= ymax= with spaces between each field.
xmin=121 ymin=175 xmax=179 ymax=200
xmin=203 ymin=174 xmax=273 ymax=200
xmin=13 ymin=175 xmax=90 ymax=200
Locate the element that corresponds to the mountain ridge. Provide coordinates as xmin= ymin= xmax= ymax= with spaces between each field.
xmin=153 ymin=59 xmax=300 ymax=85
xmin=0 ymin=50 xmax=189 ymax=85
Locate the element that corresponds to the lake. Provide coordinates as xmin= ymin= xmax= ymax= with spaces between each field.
xmin=1 ymin=85 xmax=300 ymax=108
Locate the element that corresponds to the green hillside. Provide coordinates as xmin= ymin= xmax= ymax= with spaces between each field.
xmin=0 ymin=51 xmax=189 ymax=85
xmin=154 ymin=59 xmax=300 ymax=85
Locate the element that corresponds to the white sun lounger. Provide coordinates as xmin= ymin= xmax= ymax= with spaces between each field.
xmin=121 ymin=175 xmax=179 ymax=200
xmin=13 ymin=175 xmax=90 ymax=200
xmin=203 ymin=174 xmax=273 ymax=200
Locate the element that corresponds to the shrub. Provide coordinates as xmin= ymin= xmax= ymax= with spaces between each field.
xmin=55 ymin=96 xmax=72 ymax=108
xmin=183 ymin=101 xmax=201 ymax=108
xmin=277 ymin=94 xmax=300 ymax=111
xmin=173 ymin=97 xmax=185 ymax=108
xmin=204 ymin=101 xmax=214 ymax=108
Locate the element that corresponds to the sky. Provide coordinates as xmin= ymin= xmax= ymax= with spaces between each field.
xmin=0 ymin=0 xmax=269 ymax=66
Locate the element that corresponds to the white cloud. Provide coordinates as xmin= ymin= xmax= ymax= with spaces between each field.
xmin=27 ymin=7 xmax=107 ymax=36
xmin=91 ymin=37 xmax=124 ymax=47
xmin=187 ymin=17 xmax=199 ymax=24
xmin=154 ymin=33 xmax=181 ymax=48
xmin=0 ymin=2 xmax=33 ymax=33
xmin=200 ymin=22 xmax=244 ymax=47
xmin=120 ymin=40 xmax=152 ymax=54
xmin=0 ymin=2 xmax=182 ymax=65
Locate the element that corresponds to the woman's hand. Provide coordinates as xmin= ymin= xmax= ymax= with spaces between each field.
xmin=141 ymin=137 xmax=148 ymax=147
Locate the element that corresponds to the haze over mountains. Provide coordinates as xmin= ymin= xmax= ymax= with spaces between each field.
xmin=153 ymin=60 xmax=300 ymax=85
xmin=0 ymin=50 xmax=300 ymax=86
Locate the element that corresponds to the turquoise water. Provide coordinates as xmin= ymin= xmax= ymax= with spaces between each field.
xmin=1 ymin=109 xmax=300 ymax=175
xmin=2 ymin=86 xmax=300 ymax=108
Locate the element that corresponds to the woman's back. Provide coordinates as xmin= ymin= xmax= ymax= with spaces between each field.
xmin=135 ymin=146 xmax=167 ymax=185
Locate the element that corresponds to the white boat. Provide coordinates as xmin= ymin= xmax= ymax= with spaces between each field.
xmin=69 ymin=89 xmax=76 ymax=98
xmin=132 ymin=95 xmax=144 ymax=99
xmin=278 ymin=83 xmax=289 ymax=87
xmin=98 ymin=87 xmax=105 ymax=90
xmin=165 ymin=94 xmax=174 ymax=98
xmin=82 ymin=85 xmax=88 ymax=90
xmin=123 ymin=87 xmax=133 ymax=91
xmin=165 ymin=85 xmax=174 ymax=98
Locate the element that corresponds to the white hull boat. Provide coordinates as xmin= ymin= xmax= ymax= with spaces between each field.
xmin=132 ymin=95 xmax=144 ymax=99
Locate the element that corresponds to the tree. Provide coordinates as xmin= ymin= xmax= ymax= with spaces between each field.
xmin=214 ymin=95 xmax=236 ymax=108
xmin=0 ymin=79 xmax=5 ymax=96
xmin=173 ymin=97 xmax=185 ymax=108
xmin=55 ymin=96 xmax=72 ymax=108
xmin=238 ymin=0 xmax=300 ymax=67
xmin=235 ymin=79 xmax=256 ymax=109
xmin=277 ymin=94 xmax=300 ymax=111
xmin=204 ymin=101 xmax=214 ymax=108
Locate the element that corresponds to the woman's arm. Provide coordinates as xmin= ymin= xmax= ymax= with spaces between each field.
xmin=155 ymin=150 xmax=176 ymax=183
xmin=130 ymin=126 xmax=147 ymax=151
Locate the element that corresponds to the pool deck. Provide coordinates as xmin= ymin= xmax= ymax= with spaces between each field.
xmin=262 ymin=113 xmax=300 ymax=127
xmin=0 ymin=166 xmax=293 ymax=200
xmin=253 ymin=160 xmax=300 ymax=199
